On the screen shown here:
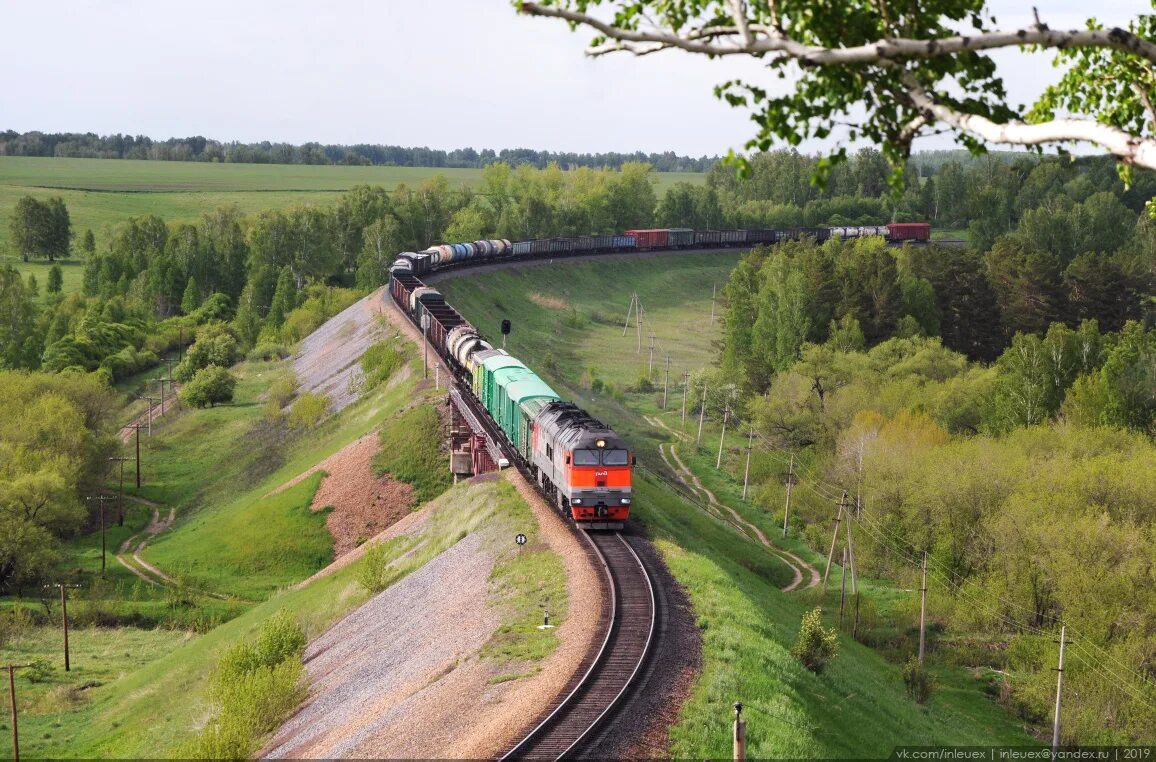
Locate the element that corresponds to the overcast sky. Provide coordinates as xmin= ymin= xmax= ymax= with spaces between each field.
xmin=0 ymin=0 xmax=1147 ymax=157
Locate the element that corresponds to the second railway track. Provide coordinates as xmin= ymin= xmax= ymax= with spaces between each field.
xmin=500 ymin=531 xmax=656 ymax=760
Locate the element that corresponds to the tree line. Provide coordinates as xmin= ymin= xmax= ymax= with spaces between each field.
xmin=0 ymin=129 xmax=719 ymax=172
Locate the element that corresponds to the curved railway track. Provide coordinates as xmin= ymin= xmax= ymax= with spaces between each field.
xmin=499 ymin=532 xmax=655 ymax=760
xmin=389 ymin=285 xmax=660 ymax=760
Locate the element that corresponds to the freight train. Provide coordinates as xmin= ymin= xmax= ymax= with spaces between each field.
xmin=389 ymin=222 xmax=931 ymax=276
xmin=390 ymin=268 xmax=633 ymax=530
xmin=387 ymin=221 xmax=930 ymax=529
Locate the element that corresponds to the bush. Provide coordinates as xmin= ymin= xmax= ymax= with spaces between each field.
xmin=373 ymin=404 xmax=452 ymax=504
xmin=247 ymin=343 xmax=291 ymax=362
xmin=180 ymin=365 xmax=237 ymax=408
xmin=180 ymin=612 xmax=306 ymax=760
xmin=792 ymin=607 xmax=838 ymax=674
xmin=357 ymin=542 xmax=404 ymax=593
xmin=360 ymin=339 xmax=404 ymax=390
xmin=24 ymin=658 xmax=55 ymax=684
xmin=634 ymin=374 xmax=655 ymax=393
xmin=287 ymin=391 xmax=328 ymax=429
xmin=267 ymin=375 xmax=298 ymax=409
xmin=902 ymin=656 xmax=935 ymax=704
xmin=174 ymin=325 xmax=240 ymax=382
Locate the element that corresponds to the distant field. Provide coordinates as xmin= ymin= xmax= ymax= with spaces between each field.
xmin=0 ymin=157 xmax=706 ymax=260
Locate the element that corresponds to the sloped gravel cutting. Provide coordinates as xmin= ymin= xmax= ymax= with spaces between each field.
xmin=292 ymin=287 xmax=391 ymax=413
xmin=263 ymin=530 xmax=503 ymax=759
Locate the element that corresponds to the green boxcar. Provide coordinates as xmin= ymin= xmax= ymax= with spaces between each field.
xmin=492 ymin=366 xmax=535 ymax=441
xmin=504 ymin=378 xmax=560 ymax=453
xmin=474 ymin=352 xmax=525 ymax=410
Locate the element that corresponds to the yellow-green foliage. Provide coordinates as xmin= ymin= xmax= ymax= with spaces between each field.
xmin=359 ymin=337 xmax=405 ymax=390
xmin=792 ymin=607 xmax=838 ymax=674
xmin=288 ymin=391 xmax=329 ymax=429
xmin=179 ymin=611 xmax=307 ymax=759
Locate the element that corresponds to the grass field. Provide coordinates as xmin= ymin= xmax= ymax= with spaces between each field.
xmin=437 ymin=253 xmax=1038 ymax=755
xmin=0 ymin=156 xmax=706 ymax=260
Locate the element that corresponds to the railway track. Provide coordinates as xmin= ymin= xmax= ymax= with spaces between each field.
xmin=500 ymin=532 xmax=655 ymax=760
xmin=390 ymin=291 xmax=660 ymax=760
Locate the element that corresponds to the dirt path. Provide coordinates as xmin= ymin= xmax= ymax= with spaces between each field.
xmin=118 ymin=392 xmax=180 ymax=442
xmin=115 ymin=497 xmax=176 ymax=587
xmin=645 ymin=415 xmax=820 ymax=592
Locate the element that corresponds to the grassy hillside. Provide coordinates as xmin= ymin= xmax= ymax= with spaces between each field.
xmin=0 ymin=156 xmax=705 ymax=264
xmin=436 ymin=253 xmax=1038 ymax=755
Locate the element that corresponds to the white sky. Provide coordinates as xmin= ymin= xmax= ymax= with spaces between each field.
xmin=0 ymin=0 xmax=1147 ymax=157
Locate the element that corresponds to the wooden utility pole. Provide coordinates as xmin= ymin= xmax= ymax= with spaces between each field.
xmin=681 ymin=370 xmax=689 ymax=429
xmin=1052 ymin=625 xmax=1069 ymax=758
xmin=696 ymin=381 xmax=708 ymax=447
xmin=838 ymin=547 xmax=848 ymax=627
xmin=128 ymin=423 xmax=142 ymax=487
xmin=648 ymin=333 xmax=655 ymax=376
xmin=622 ymin=293 xmax=636 ymax=337
xmin=153 ymin=377 xmax=166 ymax=416
xmin=45 ymin=584 xmax=77 ymax=671
xmin=109 ymin=456 xmax=132 ymax=526
xmin=662 ymin=356 xmax=671 ymax=408
xmin=918 ymin=551 xmax=928 ymax=665
xmin=782 ymin=454 xmax=795 ymax=538
xmin=710 ymin=283 xmax=716 ymax=327
xmin=85 ymin=495 xmax=114 ymax=575
xmin=823 ymin=491 xmax=847 ymax=588
xmin=8 ymin=664 xmax=28 ymax=762
xmin=140 ymin=396 xmax=157 ymax=436
xmin=741 ymin=427 xmax=754 ymax=501
xmin=845 ymin=516 xmax=858 ymax=595
xmin=732 ymin=702 xmax=745 ymax=761
xmin=716 ymin=406 xmax=729 ymax=469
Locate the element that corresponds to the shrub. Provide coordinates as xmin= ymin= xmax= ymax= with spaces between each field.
xmin=180 ymin=365 xmax=237 ymax=408
xmin=247 ymin=342 xmax=291 ymax=362
xmin=267 ymin=375 xmax=298 ymax=409
xmin=287 ymin=392 xmax=328 ymax=429
xmin=357 ymin=542 xmax=404 ymax=593
xmin=360 ymin=339 xmax=404 ymax=390
xmin=634 ymin=374 xmax=655 ymax=393
xmin=181 ymin=612 xmax=307 ymax=760
xmin=174 ymin=325 xmax=240 ymax=381
xmin=902 ymin=656 xmax=935 ymax=704
xmin=373 ymin=404 xmax=452 ymax=504
xmin=47 ymin=265 xmax=63 ymax=294
xmin=24 ymin=658 xmax=55 ymax=684
xmin=792 ymin=607 xmax=838 ymax=674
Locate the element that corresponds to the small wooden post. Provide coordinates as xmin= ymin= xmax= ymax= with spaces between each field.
xmin=732 ymin=702 xmax=745 ymax=761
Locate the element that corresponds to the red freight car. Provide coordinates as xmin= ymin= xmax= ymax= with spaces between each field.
xmin=625 ymin=229 xmax=670 ymax=249
xmin=887 ymin=222 xmax=931 ymax=241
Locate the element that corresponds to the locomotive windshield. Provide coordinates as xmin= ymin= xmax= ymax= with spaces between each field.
xmin=574 ymin=450 xmax=600 ymax=466
xmin=603 ymin=449 xmax=629 ymax=465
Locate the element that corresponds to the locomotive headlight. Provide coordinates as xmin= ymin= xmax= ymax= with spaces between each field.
xmin=596 ymin=439 xmax=606 ymax=448
xmin=620 ymin=498 xmax=631 ymax=504
xmin=572 ymin=498 xmax=582 ymax=505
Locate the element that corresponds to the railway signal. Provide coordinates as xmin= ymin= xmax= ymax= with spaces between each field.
xmin=500 ymin=318 xmax=511 ymax=349
xmin=515 ymin=533 xmax=526 ymax=545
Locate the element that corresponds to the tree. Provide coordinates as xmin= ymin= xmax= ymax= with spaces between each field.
xmin=356 ymin=215 xmax=405 ymax=289
xmin=9 ymin=196 xmax=70 ymax=262
xmin=266 ymin=266 xmax=297 ymax=330
xmin=47 ymin=264 xmax=63 ymax=294
xmin=0 ymin=267 xmax=38 ymax=369
xmin=519 ymin=2 xmax=1156 ymax=186
xmin=180 ymin=365 xmax=237 ymax=408
xmin=80 ymin=228 xmax=96 ymax=258
xmin=181 ymin=277 xmax=201 ymax=314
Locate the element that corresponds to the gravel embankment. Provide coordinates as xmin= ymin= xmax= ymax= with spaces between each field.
xmin=292 ymin=288 xmax=391 ymax=412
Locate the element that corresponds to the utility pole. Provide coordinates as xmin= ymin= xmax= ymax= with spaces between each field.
xmin=178 ymin=326 xmax=184 ymax=363
xmin=919 ymin=551 xmax=928 ymax=665
xmin=44 ymin=584 xmax=78 ymax=671
xmin=109 ymin=456 xmax=132 ymax=526
xmin=741 ymin=427 xmax=754 ymax=501
xmin=153 ymin=376 xmax=166 ymax=416
xmin=845 ymin=515 xmax=858 ymax=596
xmin=782 ymin=454 xmax=795 ymax=538
xmin=622 ymin=293 xmax=636 ymax=337
xmin=127 ymin=423 xmax=142 ymax=487
xmin=710 ymin=283 xmax=716 ymax=327
xmin=140 ymin=396 xmax=157 ymax=436
xmin=7 ymin=664 xmax=29 ymax=762
xmin=1052 ymin=625 xmax=1069 ymax=758
xmin=662 ymin=356 xmax=671 ymax=408
xmin=823 ymin=491 xmax=847 ymax=589
xmin=732 ymin=702 xmax=745 ymax=761
xmin=681 ymin=370 xmax=689 ymax=429
xmin=648 ymin=332 xmax=655 ymax=376
xmin=85 ymin=495 xmax=114 ymax=575
xmin=421 ymin=314 xmax=430 ymax=379
xmin=839 ymin=547 xmax=848 ymax=627
xmin=716 ymin=405 xmax=729 ymax=469
xmin=696 ymin=381 xmax=708 ymax=448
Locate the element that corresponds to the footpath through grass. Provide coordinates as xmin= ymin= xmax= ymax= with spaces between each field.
xmin=437 ymin=252 xmax=1038 ymax=755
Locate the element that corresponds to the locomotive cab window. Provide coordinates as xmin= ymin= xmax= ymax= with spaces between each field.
xmin=574 ymin=449 xmax=599 ymax=466
xmin=603 ymin=449 xmax=629 ymax=466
